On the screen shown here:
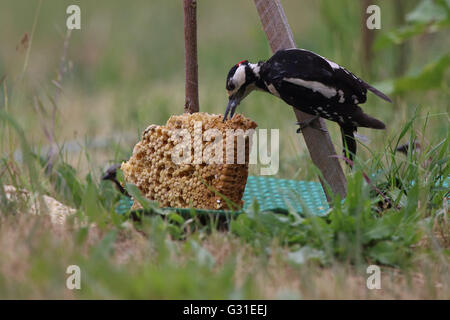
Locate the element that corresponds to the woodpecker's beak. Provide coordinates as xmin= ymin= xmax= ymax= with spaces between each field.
xmin=223 ymin=93 xmax=241 ymax=122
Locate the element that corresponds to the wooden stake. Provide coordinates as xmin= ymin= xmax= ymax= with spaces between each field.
xmin=183 ymin=0 xmax=199 ymax=113
xmin=254 ymin=0 xmax=347 ymax=200
xmin=361 ymin=0 xmax=375 ymax=75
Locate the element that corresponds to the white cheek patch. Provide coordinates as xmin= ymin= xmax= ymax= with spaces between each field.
xmin=283 ymin=77 xmax=337 ymax=99
xmin=229 ymin=65 xmax=246 ymax=95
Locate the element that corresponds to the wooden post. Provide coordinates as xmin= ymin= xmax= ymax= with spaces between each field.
xmin=183 ymin=0 xmax=199 ymax=113
xmin=361 ymin=0 xmax=375 ymax=75
xmin=254 ymin=0 xmax=347 ymax=200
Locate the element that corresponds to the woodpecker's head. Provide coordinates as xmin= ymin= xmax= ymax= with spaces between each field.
xmin=102 ymin=163 xmax=121 ymax=181
xmin=223 ymin=60 xmax=261 ymax=121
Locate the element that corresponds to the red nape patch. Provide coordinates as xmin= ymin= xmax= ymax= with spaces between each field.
xmin=236 ymin=60 xmax=248 ymax=66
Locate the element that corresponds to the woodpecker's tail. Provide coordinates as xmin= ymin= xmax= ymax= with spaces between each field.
xmin=353 ymin=106 xmax=386 ymax=130
xmin=360 ymin=80 xmax=392 ymax=103
xmin=340 ymin=125 xmax=357 ymax=165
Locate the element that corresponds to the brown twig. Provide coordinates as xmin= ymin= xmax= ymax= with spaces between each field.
xmin=183 ymin=0 xmax=199 ymax=113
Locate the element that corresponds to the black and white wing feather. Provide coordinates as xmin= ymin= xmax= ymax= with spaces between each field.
xmin=260 ymin=49 xmax=391 ymax=106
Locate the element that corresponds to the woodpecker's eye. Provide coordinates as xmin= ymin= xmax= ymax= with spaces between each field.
xmin=226 ymin=81 xmax=235 ymax=91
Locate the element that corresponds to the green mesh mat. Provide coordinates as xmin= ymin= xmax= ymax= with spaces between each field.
xmin=242 ymin=176 xmax=329 ymax=216
xmin=116 ymin=176 xmax=330 ymax=217
xmin=117 ymin=176 xmax=449 ymax=217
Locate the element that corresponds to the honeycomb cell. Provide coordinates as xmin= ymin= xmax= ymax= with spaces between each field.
xmin=121 ymin=112 xmax=257 ymax=210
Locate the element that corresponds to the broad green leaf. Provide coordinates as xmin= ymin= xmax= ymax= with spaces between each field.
xmin=376 ymin=53 xmax=450 ymax=94
xmin=367 ymin=241 xmax=400 ymax=266
xmin=374 ymin=23 xmax=428 ymax=50
xmin=125 ymin=183 xmax=156 ymax=211
xmin=82 ymin=179 xmax=104 ymax=220
xmin=362 ymin=212 xmax=402 ymax=243
xmin=375 ymin=0 xmax=450 ymax=50
xmin=394 ymin=53 xmax=450 ymax=92
xmin=168 ymin=212 xmax=185 ymax=225
xmin=406 ymin=0 xmax=448 ymax=23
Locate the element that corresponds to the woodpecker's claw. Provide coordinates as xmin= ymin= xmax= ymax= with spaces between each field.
xmin=296 ymin=116 xmax=327 ymax=133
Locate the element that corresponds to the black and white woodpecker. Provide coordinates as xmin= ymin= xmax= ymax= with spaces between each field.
xmin=223 ymin=48 xmax=392 ymax=162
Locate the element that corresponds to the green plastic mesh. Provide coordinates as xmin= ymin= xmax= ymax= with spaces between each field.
xmin=242 ymin=176 xmax=329 ymax=216
xmin=118 ymin=175 xmax=449 ymax=217
xmin=118 ymin=176 xmax=330 ymax=217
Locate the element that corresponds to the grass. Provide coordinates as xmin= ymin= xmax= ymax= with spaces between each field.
xmin=0 ymin=0 xmax=449 ymax=299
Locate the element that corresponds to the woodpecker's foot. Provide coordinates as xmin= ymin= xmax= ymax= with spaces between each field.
xmin=296 ymin=116 xmax=327 ymax=133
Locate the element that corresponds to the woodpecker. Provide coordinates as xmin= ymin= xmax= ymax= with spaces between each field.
xmin=223 ymin=48 xmax=391 ymax=162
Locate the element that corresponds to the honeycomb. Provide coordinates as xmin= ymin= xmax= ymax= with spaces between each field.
xmin=121 ymin=112 xmax=257 ymax=210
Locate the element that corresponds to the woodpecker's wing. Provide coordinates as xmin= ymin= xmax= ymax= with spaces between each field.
xmin=261 ymin=49 xmax=391 ymax=105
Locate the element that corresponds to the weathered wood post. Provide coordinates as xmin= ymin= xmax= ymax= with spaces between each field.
xmin=183 ymin=0 xmax=199 ymax=113
xmin=254 ymin=0 xmax=347 ymax=200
